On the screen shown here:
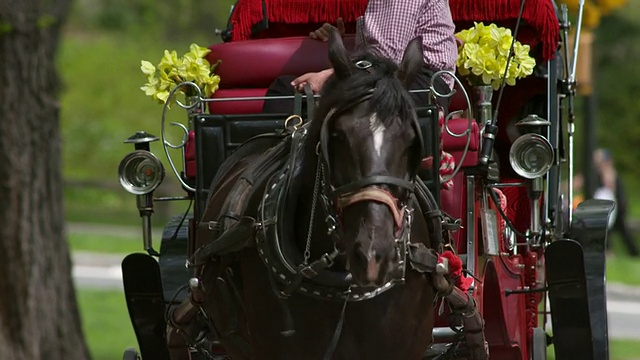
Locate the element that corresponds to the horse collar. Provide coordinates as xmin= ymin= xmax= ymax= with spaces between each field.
xmin=257 ymin=157 xmax=412 ymax=302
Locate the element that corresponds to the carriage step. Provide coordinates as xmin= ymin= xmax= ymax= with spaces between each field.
xmin=423 ymin=327 xmax=469 ymax=359
xmin=122 ymin=253 xmax=170 ymax=360
xmin=432 ymin=327 xmax=460 ymax=343
xmin=423 ymin=343 xmax=453 ymax=359
xmin=423 ymin=342 xmax=470 ymax=360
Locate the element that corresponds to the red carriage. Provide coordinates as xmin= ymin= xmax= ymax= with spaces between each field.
xmin=117 ymin=0 xmax=614 ymax=359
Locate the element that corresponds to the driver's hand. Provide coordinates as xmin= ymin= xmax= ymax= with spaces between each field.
xmin=291 ymin=69 xmax=334 ymax=93
xmin=309 ymin=18 xmax=346 ymax=41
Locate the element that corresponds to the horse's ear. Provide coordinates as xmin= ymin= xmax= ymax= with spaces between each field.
xmin=397 ymin=36 xmax=424 ymax=88
xmin=328 ymin=29 xmax=351 ymax=78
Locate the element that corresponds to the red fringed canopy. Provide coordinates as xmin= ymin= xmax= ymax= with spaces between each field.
xmin=229 ymin=0 xmax=368 ymax=42
xmin=229 ymin=0 xmax=559 ymax=61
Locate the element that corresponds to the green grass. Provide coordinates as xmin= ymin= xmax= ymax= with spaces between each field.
xmin=57 ymin=30 xmax=212 ymax=183
xmin=64 ymin=184 xmax=188 ymax=226
xmin=606 ymin=244 xmax=640 ymax=286
xmin=604 ymin=232 xmax=640 ymax=285
xmin=609 ymin=340 xmax=640 ymax=360
xmin=58 ymin=30 xmax=192 ymax=225
xmin=77 ymin=286 xmax=640 ymax=360
xmin=68 ymin=232 xmax=142 ymax=254
xmin=608 ymin=257 xmax=640 ymax=286
xmin=77 ymin=289 xmax=137 ymax=360
xmin=548 ymin=340 xmax=640 ymax=360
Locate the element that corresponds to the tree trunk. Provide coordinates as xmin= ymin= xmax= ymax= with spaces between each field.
xmin=0 ymin=1 xmax=90 ymax=359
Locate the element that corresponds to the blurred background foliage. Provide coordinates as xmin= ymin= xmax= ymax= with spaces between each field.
xmin=60 ymin=0 xmax=236 ymax=225
xmin=554 ymin=0 xmax=640 ymax=177
xmin=68 ymin=0 xmax=234 ymax=40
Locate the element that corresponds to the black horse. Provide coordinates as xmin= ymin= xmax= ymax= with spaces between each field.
xmin=180 ymin=31 xmax=447 ymax=360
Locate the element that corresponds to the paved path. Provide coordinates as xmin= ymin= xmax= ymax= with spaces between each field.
xmin=67 ymin=222 xmax=162 ymax=238
xmin=72 ymin=252 xmax=126 ymax=290
xmin=603 ymin=283 xmax=640 ymax=340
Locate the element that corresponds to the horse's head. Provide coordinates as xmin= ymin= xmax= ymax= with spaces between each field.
xmin=316 ymin=31 xmax=425 ymax=287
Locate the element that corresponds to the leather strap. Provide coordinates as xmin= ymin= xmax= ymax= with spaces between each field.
xmin=294 ymin=90 xmax=303 ymax=117
xmin=407 ymin=243 xmax=439 ymax=273
xmin=304 ymin=83 xmax=315 ymax=121
xmin=293 ymin=83 xmax=316 ymax=121
xmin=191 ymin=217 xmax=257 ymax=267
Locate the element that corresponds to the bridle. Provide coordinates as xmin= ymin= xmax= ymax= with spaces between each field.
xmin=314 ymin=83 xmax=426 ymax=261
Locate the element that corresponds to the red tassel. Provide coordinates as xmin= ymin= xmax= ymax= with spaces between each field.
xmin=439 ymin=250 xmax=473 ymax=292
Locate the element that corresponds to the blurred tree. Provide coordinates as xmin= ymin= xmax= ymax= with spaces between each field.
xmin=593 ymin=13 xmax=640 ymax=179
xmin=0 ymin=1 xmax=90 ymax=359
xmin=559 ymin=0 xmax=628 ymax=28
xmin=556 ymin=0 xmax=629 ymax=198
xmin=76 ymin=0 xmax=237 ymax=42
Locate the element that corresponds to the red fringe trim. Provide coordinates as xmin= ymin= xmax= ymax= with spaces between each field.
xmin=230 ymin=0 xmax=559 ymax=60
xmin=230 ymin=0 xmax=368 ymax=42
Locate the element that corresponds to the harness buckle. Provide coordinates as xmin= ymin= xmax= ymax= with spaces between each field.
xmin=284 ymin=114 xmax=303 ymax=132
xmin=299 ymin=251 xmax=336 ymax=279
xmin=300 ymin=265 xmax=318 ymax=278
xmin=326 ymin=215 xmax=338 ymax=235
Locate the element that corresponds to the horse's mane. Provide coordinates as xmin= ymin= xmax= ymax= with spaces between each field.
xmin=315 ymin=51 xmax=418 ymax=129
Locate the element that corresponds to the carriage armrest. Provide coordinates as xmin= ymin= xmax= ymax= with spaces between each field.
xmin=442 ymin=118 xmax=479 ymax=168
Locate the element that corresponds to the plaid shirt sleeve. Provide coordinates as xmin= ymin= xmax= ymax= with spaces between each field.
xmin=355 ymin=1 xmax=424 ymax=60
xmin=355 ymin=0 xmax=458 ymax=89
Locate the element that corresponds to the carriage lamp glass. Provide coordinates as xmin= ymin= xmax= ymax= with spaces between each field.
xmin=509 ymin=134 xmax=553 ymax=179
xmin=118 ymin=150 xmax=165 ymax=195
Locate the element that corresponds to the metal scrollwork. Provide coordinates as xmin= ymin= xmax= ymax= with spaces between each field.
xmin=429 ymin=70 xmax=475 ymax=185
xmin=160 ymin=82 xmax=204 ymax=193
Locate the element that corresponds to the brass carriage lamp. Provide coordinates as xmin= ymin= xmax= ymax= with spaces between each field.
xmin=509 ymin=115 xmax=554 ymax=240
xmin=118 ymin=131 xmax=165 ymax=256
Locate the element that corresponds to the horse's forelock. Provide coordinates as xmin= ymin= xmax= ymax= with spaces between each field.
xmin=315 ymin=53 xmax=417 ymax=133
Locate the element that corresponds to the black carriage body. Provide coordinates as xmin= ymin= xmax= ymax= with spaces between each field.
xmin=192 ymin=113 xmax=287 ymax=217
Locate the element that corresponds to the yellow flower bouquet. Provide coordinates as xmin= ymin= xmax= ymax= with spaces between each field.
xmin=455 ymin=22 xmax=536 ymax=90
xmin=140 ymin=43 xmax=221 ymax=105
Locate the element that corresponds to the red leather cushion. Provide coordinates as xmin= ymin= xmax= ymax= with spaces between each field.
xmin=207 ymin=36 xmax=356 ymax=89
xmin=185 ymin=131 xmax=196 ymax=178
xmin=449 ymin=85 xmax=470 ymax=113
xmin=442 ymin=118 xmax=479 ymax=167
xmin=208 ymin=88 xmax=268 ymax=114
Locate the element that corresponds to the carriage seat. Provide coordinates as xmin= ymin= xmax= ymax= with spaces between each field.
xmin=205 ymin=36 xmax=480 ymax=167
